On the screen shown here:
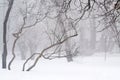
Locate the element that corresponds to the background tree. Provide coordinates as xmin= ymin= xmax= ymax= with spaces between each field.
xmin=17 ymin=37 xmax=28 ymax=60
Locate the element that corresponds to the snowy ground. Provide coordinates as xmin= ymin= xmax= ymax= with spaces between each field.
xmin=0 ymin=54 xmax=120 ymax=80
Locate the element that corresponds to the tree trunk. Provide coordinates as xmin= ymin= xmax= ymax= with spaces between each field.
xmin=58 ymin=13 xmax=73 ymax=62
xmin=2 ymin=0 xmax=14 ymax=69
xmin=65 ymin=39 xmax=73 ymax=62
xmin=90 ymin=14 xmax=96 ymax=50
xmin=21 ymin=52 xmax=26 ymax=60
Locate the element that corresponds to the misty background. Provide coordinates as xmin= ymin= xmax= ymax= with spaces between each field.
xmin=0 ymin=0 xmax=120 ymax=71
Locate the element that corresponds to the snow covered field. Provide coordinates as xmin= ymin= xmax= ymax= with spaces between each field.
xmin=0 ymin=55 xmax=120 ymax=80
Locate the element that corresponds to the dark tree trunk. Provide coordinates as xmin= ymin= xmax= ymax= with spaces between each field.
xmin=2 ymin=0 xmax=14 ymax=69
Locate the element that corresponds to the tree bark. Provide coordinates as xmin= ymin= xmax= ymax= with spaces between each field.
xmin=2 ymin=0 xmax=14 ymax=69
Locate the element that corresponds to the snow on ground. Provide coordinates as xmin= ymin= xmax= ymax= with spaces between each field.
xmin=0 ymin=54 xmax=120 ymax=80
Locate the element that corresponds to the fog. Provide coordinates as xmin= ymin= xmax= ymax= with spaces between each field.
xmin=0 ymin=0 xmax=120 ymax=80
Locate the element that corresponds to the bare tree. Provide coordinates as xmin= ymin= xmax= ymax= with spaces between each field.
xmin=96 ymin=0 xmax=120 ymax=50
xmin=5 ymin=0 xmax=120 ymax=71
xmin=23 ymin=29 xmax=78 ymax=71
xmin=17 ymin=38 xmax=28 ymax=60
xmin=2 ymin=0 xmax=14 ymax=69
xmin=27 ymin=33 xmax=40 ymax=60
xmin=22 ymin=0 xmax=90 ymax=71
xmin=8 ymin=0 xmax=47 ymax=70
xmin=89 ymin=12 xmax=96 ymax=52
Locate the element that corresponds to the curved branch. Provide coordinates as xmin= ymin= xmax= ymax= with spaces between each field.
xmin=23 ymin=33 xmax=78 ymax=71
